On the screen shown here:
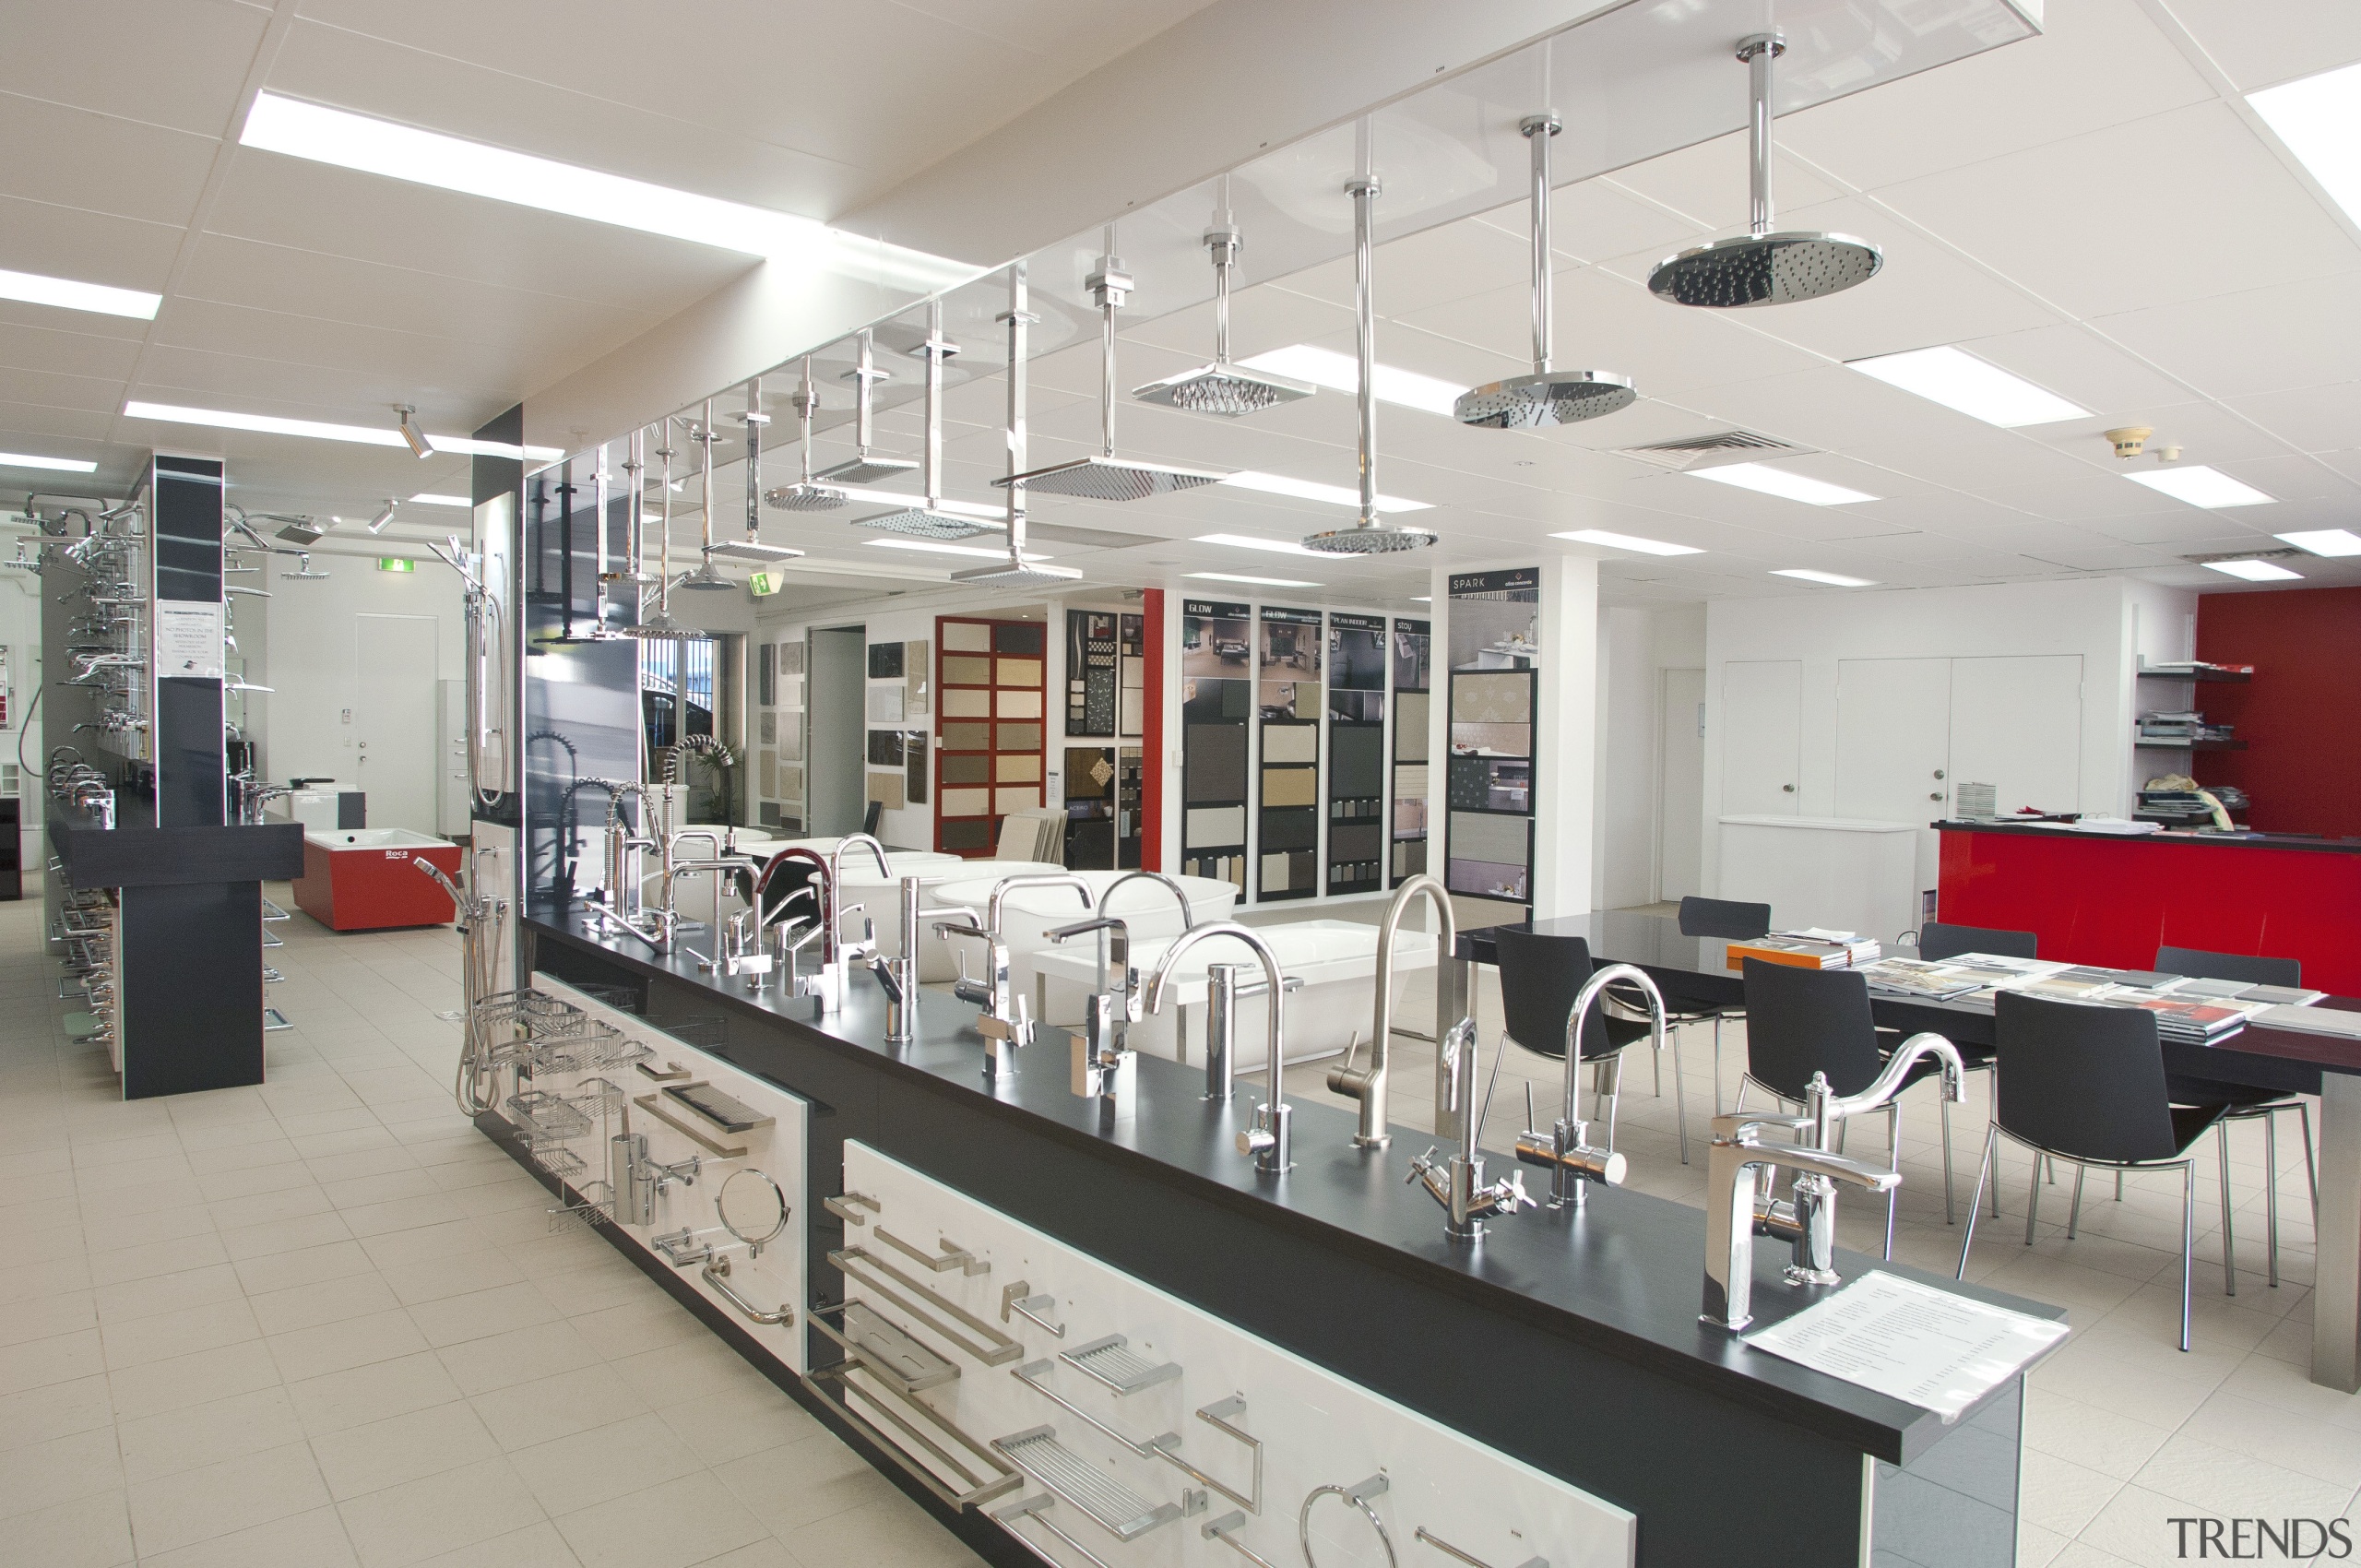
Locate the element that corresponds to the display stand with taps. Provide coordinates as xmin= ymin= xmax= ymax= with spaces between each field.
xmin=938 ymin=873 xmax=1095 ymax=1079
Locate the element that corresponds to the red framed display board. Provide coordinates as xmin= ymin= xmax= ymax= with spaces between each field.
xmin=935 ymin=616 xmax=1048 ymax=858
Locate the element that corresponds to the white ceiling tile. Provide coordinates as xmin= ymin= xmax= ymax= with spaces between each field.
xmin=2224 ymin=382 xmax=2361 ymax=453
xmin=0 ymin=194 xmax=182 ymax=298
xmin=0 ymin=365 xmax=125 ymax=415
xmin=2089 ymin=271 xmax=2361 ymax=400
xmin=0 ymin=400 xmax=118 ymax=443
xmin=1958 ymin=322 xmax=2200 ymax=419
xmin=1876 ymin=101 xmax=2360 ymax=318
xmin=0 ymin=96 xmax=218 ymax=228
xmin=2164 ymin=0 xmax=2361 ymax=93
xmin=0 ymin=320 xmax=143 ymax=382
xmin=1595 ymin=131 xmax=1848 ymax=232
xmin=0 ymin=1 xmax=267 ymax=137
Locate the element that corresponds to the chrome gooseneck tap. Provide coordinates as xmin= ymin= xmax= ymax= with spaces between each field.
xmin=938 ymin=873 xmax=1094 ymax=1078
xmin=1409 ymin=1018 xmax=1536 ymax=1242
xmin=807 ymin=834 xmax=892 ymax=1014
xmin=1101 ymin=870 xmax=1197 ymax=932
xmin=1046 ymin=912 xmax=1140 ymax=1111
xmin=585 ymin=783 xmax=671 ymax=951
xmin=1513 ymin=962 xmax=1661 ymax=1205
xmin=1330 ymin=873 xmax=1455 ymax=1149
xmin=1700 ymin=1031 xmax=1966 ymax=1331
xmin=881 ymin=874 xmax=972 ymax=1046
xmin=1145 ymin=921 xmax=1293 ymax=1174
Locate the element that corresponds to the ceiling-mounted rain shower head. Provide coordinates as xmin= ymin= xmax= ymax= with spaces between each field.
xmin=948 ymin=556 xmax=1082 ymax=587
xmin=1303 ymin=176 xmax=1437 ymax=557
xmin=1456 ymin=115 xmax=1636 ymax=429
xmin=675 ymin=558 xmax=739 ymax=590
xmin=1647 ymin=36 xmax=1881 ymax=308
xmin=1132 ymin=227 xmax=1316 ymax=418
xmin=280 ymin=552 xmax=330 ymax=579
xmin=613 ymin=614 xmax=710 ymax=640
xmin=814 ymin=330 xmax=919 ymax=486
xmin=764 ymin=364 xmax=851 ymax=509
xmin=856 ymin=303 xmax=995 ymax=540
xmin=852 ymin=505 xmax=995 ymax=540
xmin=1300 ymin=522 xmax=1437 ymax=554
xmin=270 ymin=516 xmax=326 ymax=545
xmin=712 ymin=374 xmax=804 ymax=564
xmin=1000 ymin=251 xmax=1228 ymax=500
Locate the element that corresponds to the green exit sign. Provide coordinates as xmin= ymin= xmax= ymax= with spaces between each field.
xmin=747 ymin=571 xmax=780 ymax=596
xmin=376 ymin=557 xmax=413 ymax=573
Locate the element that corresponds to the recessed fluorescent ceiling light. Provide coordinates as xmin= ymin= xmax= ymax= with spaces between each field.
xmin=2204 ymin=558 xmax=2303 ymax=582
xmin=1691 ymin=463 xmax=1878 ymax=505
xmin=1773 ymin=568 xmax=1878 ymax=587
xmin=409 ymin=493 xmax=471 ymax=506
xmin=1551 ymin=528 xmax=1703 ymax=556
xmin=237 ymin=93 xmax=972 ymax=292
xmin=2125 ymin=466 xmax=2274 ymax=508
xmin=0 ymin=451 xmax=98 ymax=473
xmin=1238 ymin=345 xmax=1464 ymax=415
xmin=1195 ymin=532 xmax=1324 ymax=557
xmin=1846 ymin=345 xmax=2089 ymax=427
xmin=122 ymin=401 xmax=560 ymax=461
xmin=1410 ymin=595 xmax=1431 ymax=602
xmin=1185 ymin=571 xmax=1321 ymax=588
xmin=0 ymin=267 xmax=160 ymax=321
xmin=868 ymin=538 xmax=1050 ymax=560
xmin=2252 ymin=62 xmax=2361 ymax=230
xmin=2278 ymin=528 xmax=2361 ymax=556
xmin=1219 ymin=469 xmax=1432 ymax=512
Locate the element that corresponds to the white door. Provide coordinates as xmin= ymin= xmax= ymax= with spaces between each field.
xmin=1950 ymin=655 xmax=2082 ymax=815
xmin=1834 ymin=658 xmax=1952 ymax=821
xmin=1657 ymin=668 xmax=1705 ymax=901
xmin=1719 ymin=659 xmax=1803 ymax=817
xmin=356 ymin=614 xmax=440 ymax=833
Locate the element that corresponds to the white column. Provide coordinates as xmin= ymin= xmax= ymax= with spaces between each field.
xmin=1530 ymin=556 xmax=1599 ymax=921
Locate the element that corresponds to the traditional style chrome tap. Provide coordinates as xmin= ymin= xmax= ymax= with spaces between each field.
xmin=584 ymin=783 xmax=670 ymax=951
xmin=1513 ymin=962 xmax=1660 ymax=1206
xmin=1145 ymin=921 xmax=1293 ymax=1174
xmin=938 ymin=873 xmax=1093 ymax=1078
xmin=1700 ymin=1031 xmax=1966 ymax=1331
xmin=1408 ymin=1019 xmax=1535 ymax=1241
xmin=1329 ymin=873 xmax=1454 ymax=1149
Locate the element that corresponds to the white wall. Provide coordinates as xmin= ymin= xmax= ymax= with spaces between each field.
xmin=1590 ymin=602 xmax=1706 ymax=911
xmin=1700 ymin=577 xmax=2197 ymax=895
xmin=256 ymin=560 xmax=463 ymax=796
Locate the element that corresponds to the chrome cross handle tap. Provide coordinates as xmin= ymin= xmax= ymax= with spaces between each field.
xmin=1513 ymin=962 xmax=1653 ymax=1208
xmin=1408 ymin=1019 xmax=1535 ymax=1242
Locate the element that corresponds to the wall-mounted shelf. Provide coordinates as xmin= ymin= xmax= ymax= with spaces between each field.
xmin=2133 ymin=736 xmax=2248 ymax=751
xmin=2137 ymin=666 xmax=2252 ymax=683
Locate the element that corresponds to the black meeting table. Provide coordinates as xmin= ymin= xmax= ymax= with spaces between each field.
xmin=1454 ymin=910 xmax=2361 ymax=1394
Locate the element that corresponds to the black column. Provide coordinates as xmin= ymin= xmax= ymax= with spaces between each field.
xmin=149 ymin=455 xmax=226 ymax=828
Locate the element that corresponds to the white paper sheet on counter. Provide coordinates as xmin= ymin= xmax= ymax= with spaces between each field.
xmin=1742 ymin=1271 xmax=2068 ymax=1422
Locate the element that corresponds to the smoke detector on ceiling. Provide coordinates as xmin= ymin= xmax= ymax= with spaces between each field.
xmin=2153 ymin=444 xmax=2182 ymax=463
xmin=2105 ymin=426 xmax=2153 ymax=459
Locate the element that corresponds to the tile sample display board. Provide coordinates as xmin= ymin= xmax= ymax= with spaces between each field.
xmin=1391 ymin=617 xmax=1431 ymax=886
xmin=1180 ymin=600 xmax=1251 ymax=892
xmin=1327 ymin=613 xmax=1387 ymax=895
xmin=1063 ymin=610 xmax=1145 ymax=870
xmin=936 ymin=618 xmax=1047 ymax=857
xmin=1258 ymin=606 xmax=1323 ymax=901
xmin=1446 ymin=568 xmax=1539 ymax=908
xmin=762 ymin=638 xmax=806 ymax=832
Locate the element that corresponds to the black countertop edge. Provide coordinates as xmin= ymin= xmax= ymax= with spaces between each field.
xmin=46 ymin=806 xmax=304 ymax=888
xmin=528 ymin=910 xmax=2061 ymax=1464
xmin=1935 ymin=820 xmax=2361 ymax=854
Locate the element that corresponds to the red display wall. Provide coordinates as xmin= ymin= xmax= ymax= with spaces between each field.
xmin=2193 ymin=586 xmax=2361 ymax=837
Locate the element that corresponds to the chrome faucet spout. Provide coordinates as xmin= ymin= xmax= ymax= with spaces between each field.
xmin=1145 ymin=921 xmax=1293 ymax=1174
xmin=1102 ymin=870 xmax=1196 ymax=932
xmin=1703 ymin=1120 xmax=1904 ymax=1331
xmin=1335 ymin=874 xmax=1454 ymax=1150
xmin=1408 ymin=1018 xmax=1535 ymax=1241
xmin=985 ymin=873 xmax=1093 ymax=933
xmin=1825 ymin=1031 xmax=1967 ymax=1125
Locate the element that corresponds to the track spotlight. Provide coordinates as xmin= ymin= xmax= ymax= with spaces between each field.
xmin=367 ymin=499 xmax=397 ymax=534
xmin=395 ymin=405 xmax=432 ymax=459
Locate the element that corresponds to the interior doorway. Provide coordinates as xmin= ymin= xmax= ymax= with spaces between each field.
xmin=808 ymin=626 xmax=866 ymax=835
xmin=1656 ymin=667 xmax=1704 ymax=902
xmin=356 ymin=613 xmax=440 ymax=833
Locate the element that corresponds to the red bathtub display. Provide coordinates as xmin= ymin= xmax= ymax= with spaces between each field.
xmin=293 ymin=829 xmax=462 ymax=932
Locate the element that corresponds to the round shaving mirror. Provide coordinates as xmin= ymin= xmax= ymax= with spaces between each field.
xmin=716 ymin=1168 xmax=789 ymax=1259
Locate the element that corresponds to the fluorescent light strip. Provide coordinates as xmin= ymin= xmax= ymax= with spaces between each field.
xmin=1219 ymin=469 xmax=1432 ymax=512
xmin=1551 ymin=528 xmax=1703 ymax=556
xmin=1846 ymin=345 xmax=2088 ymax=427
xmin=1772 ymin=568 xmax=1878 ymax=588
xmin=0 ymin=451 xmax=98 ymax=473
xmin=1194 ymin=531 xmax=1324 ymax=557
xmin=1184 ymin=571 xmax=1322 ymax=588
xmin=868 ymin=539 xmax=1050 ymax=560
xmin=2252 ymin=62 xmax=2361 ymax=232
xmin=409 ymin=493 xmax=472 ymax=507
xmin=2204 ymin=558 xmax=2302 ymax=582
xmin=0 ymin=267 xmax=160 ymax=321
xmin=1691 ymin=463 xmax=1879 ymax=506
xmin=123 ymin=401 xmax=560 ymax=461
xmin=1410 ymin=595 xmax=1431 ymax=602
xmin=2125 ymin=466 xmax=2274 ymax=508
xmin=1238 ymin=345 xmax=1465 ymax=416
xmin=237 ymin=93 xmax=975 ymax=294
xmin=2278 ymin=528 xmax=2361 ymax=556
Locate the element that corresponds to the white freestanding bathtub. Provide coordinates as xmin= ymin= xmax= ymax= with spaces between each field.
xmin=927 ymin=870 xmax=1239 ymax=997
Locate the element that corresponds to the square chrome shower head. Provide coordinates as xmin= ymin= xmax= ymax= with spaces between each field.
xmin=948 ymin=555 xmax=1083 ymax=587
xmin=706 ymin=540 xmax=805 ymax=563
xmin=852 ymin=506 xmax=996 ymax=541
xmin=1132 ymin=362 xmax=1316 ymax=419
xmin=813 ymin=455 xmax=918 ymax=486
xmin=993 ymin=456 xmax=1228 ymax=503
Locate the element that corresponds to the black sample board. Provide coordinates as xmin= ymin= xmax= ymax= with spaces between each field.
xmin=1325 ymin=612 xmax=1386 ymax=896
xmin=1066 ymin=609 xmax=1120 ymax=736
xmin=867 ymin=642 xmax=905 ymax=680
xmin=1445 ymin=570 xmax=1539 ymax=908
xmin=1391 ymin=618 xmax=1430 ymax=886
xmin=1258 ymin=607 xmax=1322 ymax=902
xmin=867 ymin=730 xmax=905 ymax=766
xmin=1179 ymin=600 xmax=1251 ymax=894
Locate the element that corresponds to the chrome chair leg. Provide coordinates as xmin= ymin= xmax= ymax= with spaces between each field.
xmin=1883 ymin=1101 xmax=1900 ymax=1261
xmin=1958 ymin=1125 xmax=1999 ymax=1279
xmin=2218 ymin=1123 xmax=2236 ymax=1298
xmin=2025 ymin=1149 xmax=2043 ymax=1245
xmin=1712 ymin=1016 xmax=1725 ymax=1117
xmin=1669 ymin=1028 xmax=1688 ymax=1166
xmin=2068 ymin=1163 xmax=2086 ymax=1239
xmin=2180 ymin=1159 xmax=2196 ymax=1352
xmin=2265 ymin=1111 xmax=2280 ymax=1289
xmin=1940 ymin=1087 xmax=1956 ymax=1226
xmin=2298 ymin=1100 xmax=2319 ymax=1221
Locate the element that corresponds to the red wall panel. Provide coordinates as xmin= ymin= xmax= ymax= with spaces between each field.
xmin=2192 ymin=586 xmax=2361 ymax=837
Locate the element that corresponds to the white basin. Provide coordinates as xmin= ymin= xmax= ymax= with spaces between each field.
xmin=836 ymin=859 xmax=1065 ymax=976
xmin=930 ymin=870 xmax=1240 ymax=1001
xmin=304 ymin=827 xmax=448 ymax=851
xmin=1032 ymin=919 xmax=1435 ymax=1070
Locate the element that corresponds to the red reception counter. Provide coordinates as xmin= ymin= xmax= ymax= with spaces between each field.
xmin=1938 ymin=821 xmax=2361 ymax=994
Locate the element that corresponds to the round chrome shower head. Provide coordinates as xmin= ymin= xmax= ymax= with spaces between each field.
xmin=1647 ymin=231 xmax=1883 ymax=309
xmin=675 ymin=557 xmax=737 ymax=591
xmin=1453 ymin=370 xmax=1638 ymax=429
xmin=1299 ymin=523 xmax=1438 ymax=555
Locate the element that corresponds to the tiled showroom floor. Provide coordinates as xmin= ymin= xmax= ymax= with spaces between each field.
xmin=3 ymin=889 xmax=2355 ymax=1566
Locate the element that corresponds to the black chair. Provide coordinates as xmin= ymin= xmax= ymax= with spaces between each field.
xmin=1958 ymin=992 xmax=2229 ymax=1350
xmin=1496 ymin=928 xmax=1681 ymax=1162
xmin=1739 ymin=960 xmax=1969 ymax=1251
xmin=2154 ymin=944 xmax=2318 ymax=1289
xmin=1675 ymin=896 xmax=1771 ymax=1115
xmin=1914 ymin=921 xmax=2039 ymax=962
xmin=862 ymin=800 xmax=884 ymax=837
